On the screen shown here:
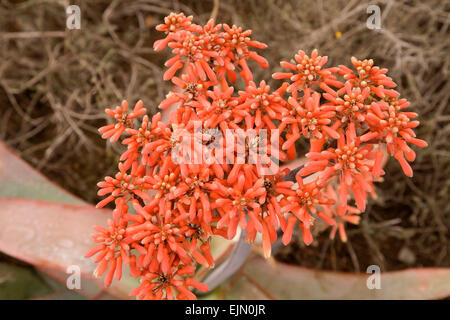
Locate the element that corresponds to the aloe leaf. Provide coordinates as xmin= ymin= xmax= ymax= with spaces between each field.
xmin=222 ymin=256 xmax=450 ymax=299
xmin=0 ymin=142 xmax=84 ymax=205
xmin=0 ymin=197 xmax=139 ymax=299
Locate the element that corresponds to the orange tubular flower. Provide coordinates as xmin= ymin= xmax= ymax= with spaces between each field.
xmin=273 ymin=49 xmax=340 ymax=92
xmin=124 ymin=209 xmax=194 ymax=273
xmin=338 ymin=57 xmax=399 ymax=99
xmin=222 ymin=24 xmax=268 ymax=83
xmin=363 ymin=97 xmax=427 ymax=177
xmin=85 ymin=215 xmax=130 ymax=287
xmin=321 ymin=185 xmax=361 ymax=243
xmin=159 ymin=66 xmax=214 ymax=110
xmin=300 ymin=123 xmax=376 ymax=211
xmin=154 ymin=13 xmax=194 ymax=51
xmin=321 ymin=81 xmax=371 ymax=123
xmin=96 ymin=168 xmax=151 ymax=208
xmin=279 ymin=173 xmax=334 ymax=246
xmin=213 ymin=174 xmax=267 ymax=240
xmin=282 ymin=88 xmax=340 ymax=146
xmin=130 ymin=264 xmax=208 ymax=300
xmin=99 ymin=100 xmax=147 ymax=142
xmin=196 ymin=86 xmax=239 ymax=128
xmin=236 ymin=80 xmax=289 ymax=130
xmin=86 ymin=12 xmax=426 ymax=300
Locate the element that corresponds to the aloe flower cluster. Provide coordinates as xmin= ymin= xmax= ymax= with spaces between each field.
xmin=86 ymin=13 xmax=427 ymax=300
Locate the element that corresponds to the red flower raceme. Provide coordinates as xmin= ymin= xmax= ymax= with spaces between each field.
xmin=86 ymin=13 xmax=426 ymax=300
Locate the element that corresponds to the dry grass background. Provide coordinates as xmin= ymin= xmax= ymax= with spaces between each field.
xmin=0 ymin=0 xmax=449 ymax=271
